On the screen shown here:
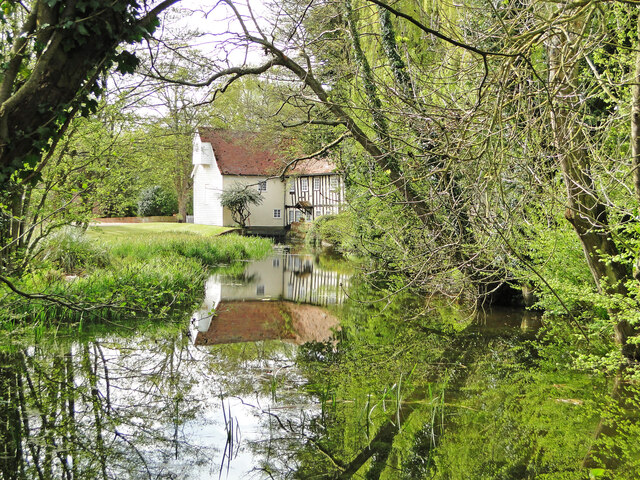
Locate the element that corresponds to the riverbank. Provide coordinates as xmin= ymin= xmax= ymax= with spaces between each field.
xmin=1 ymin=225 xmax=272 ymax=328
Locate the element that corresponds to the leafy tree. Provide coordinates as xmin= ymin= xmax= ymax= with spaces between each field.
xmin=132 ymin=0 xmax=640 ymax=362
xmin=0 ymin=0 xmax=181 ymax=276
xmin=219 ymin=184 xmax=263 ymax=228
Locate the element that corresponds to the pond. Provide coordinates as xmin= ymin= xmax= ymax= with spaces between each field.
xmin=1 ymin=248 xmax=638 ymax=479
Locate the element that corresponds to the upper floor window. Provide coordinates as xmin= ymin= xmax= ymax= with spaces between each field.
xmin=258 ymin=180 xmax=267 ymax=192
xmin=301 ymin=178 xmax=309 ymax=192
xmin=313 ymin=177 xmax=321 ymax=191
xmin=330 ymin=176 xmax=338 ymax=189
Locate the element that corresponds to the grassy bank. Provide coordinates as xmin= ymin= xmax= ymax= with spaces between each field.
xmin=88 ymin=222 xmax=235 ymax=238
xmin=2 ymin=226 xmax=272 ymax=327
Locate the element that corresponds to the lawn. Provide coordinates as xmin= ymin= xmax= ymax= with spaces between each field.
xmin=88 ymin=222 xmax=236 ymax=238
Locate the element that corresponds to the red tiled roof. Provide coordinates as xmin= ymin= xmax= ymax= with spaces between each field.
xmin=198 ymin=128 xmax=338 ymax=176
xmin=198 ymin=128 xmax=282 ymax=176
xmin=288 ymin=157 xmax=337 ymax=175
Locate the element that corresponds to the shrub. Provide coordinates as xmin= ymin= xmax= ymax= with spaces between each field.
xmin=306 ymin=212 xmax=355 ymax=252
xmin=219 ymin=184 xmax=263 ymax=228
xmin=137 ymin=186 xmax=178 ymax=217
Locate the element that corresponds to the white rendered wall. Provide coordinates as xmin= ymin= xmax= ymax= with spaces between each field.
xmin=192 ymin=136 xmax=223 ymax=225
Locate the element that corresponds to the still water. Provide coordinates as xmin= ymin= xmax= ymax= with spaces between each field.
xmin=1 ymin=249 xmax=638 ymax=479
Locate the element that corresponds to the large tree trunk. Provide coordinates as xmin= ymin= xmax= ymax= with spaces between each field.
xmin=632 ymin=13 xmax=640 ymax=202
xmin=548 ymin=21 xmax=635 ymax=355
xmin=0 ymin=0 xmax=177 ymax=186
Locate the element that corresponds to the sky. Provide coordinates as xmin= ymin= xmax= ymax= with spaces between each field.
xmin=108 ymin=0 xmax=272 ymax=117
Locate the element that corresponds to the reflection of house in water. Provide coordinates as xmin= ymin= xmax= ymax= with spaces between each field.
xmin=193 ymin=253 xmax=349 ymax=346
xmin=220 ymin=253 xmax=349 ymax=306
xmin=282 ymin=254 xmax=347 ymax=306
xmin=195 ymin=301 xmax=340 ymax=346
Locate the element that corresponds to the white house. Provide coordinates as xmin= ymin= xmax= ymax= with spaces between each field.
xmin=192 ymin=128 xmax=344 ymax=227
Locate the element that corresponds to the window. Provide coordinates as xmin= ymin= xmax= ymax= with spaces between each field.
xmin=289 ymin=210 xmax=295 ymax=223
xmin=256 ymin=285 xmax=265 ymax=295
xmin=258 ymin=180 xmax=267 ymax=192
xmin=313 ymin=177 xmax=320 ymax=191
xmin=330 ymin=176 xmax=338 ymax=189
xmin=301 ymin=178 xmax=308 ymax=192
xmin=315 ymin=207 xmax=322 ymax=217
xmin=273 ymin=209 xmax=281 ymax=218
xmin=272 ymin=258 xmax=280 ymax=268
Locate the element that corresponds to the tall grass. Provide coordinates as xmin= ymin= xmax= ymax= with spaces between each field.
xmin=40 ymin=227 xmax=111 ymax=273
xmin=105 ymin=232 xmax=272 ymax=265
xmin=2 ymin=229 xmax=272 ymax=326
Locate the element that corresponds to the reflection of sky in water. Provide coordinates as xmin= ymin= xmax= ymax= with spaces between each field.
xmin=12 ymin=253 xmax=349 ymax=479
xmin=176 ymin=356 xmax=310 ymax=479
xmin=88 ymin=336 xmax=313 ymax=479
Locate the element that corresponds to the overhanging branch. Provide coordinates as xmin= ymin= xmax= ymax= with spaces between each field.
xmin=278 ymin=132 xmax=351 ymax=179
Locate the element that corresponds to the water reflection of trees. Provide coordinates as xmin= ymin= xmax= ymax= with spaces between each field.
xmin=0 ymin=331 xmax=316 ymax=480
xmin=244 ymin=296 xmax=640 ymax=480
xmin=0 ymin=334 xmax=209 ymax=479
xmin=2 ymin=303 xmax=639 ymax=479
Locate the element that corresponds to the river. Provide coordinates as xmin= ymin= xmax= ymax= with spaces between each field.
xmin=0 ymin=247 xmax=637 ymax=479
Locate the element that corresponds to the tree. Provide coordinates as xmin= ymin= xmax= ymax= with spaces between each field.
xmin=137 ymin=185 xmax=178 ymax=217
xmin=219 ymin=184 xmax=263 ymax=228
xmin=0 ymin=0 xmax=182 ymax=274
xmin=157 ymin=0 xmax=640 ymax=358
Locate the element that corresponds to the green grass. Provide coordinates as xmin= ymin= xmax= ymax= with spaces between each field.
xmin=104 ymin=232 xmax=273 ymax=266
xmin=88 ymin=222 xmax=235 ymax=238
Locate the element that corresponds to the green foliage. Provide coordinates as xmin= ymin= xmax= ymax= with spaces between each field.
xmin=513 ymin=216 xmax=597 ymax=315
xmin=137 ymin=185 xmax=178 ymax=217
xmin=305 ymin=212 xmax=355 ymax=252
xmin=0 ymin=0 xmax=166 ymax=186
